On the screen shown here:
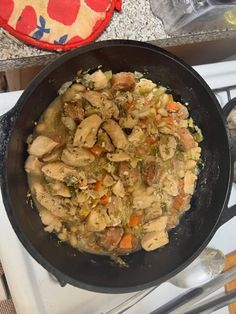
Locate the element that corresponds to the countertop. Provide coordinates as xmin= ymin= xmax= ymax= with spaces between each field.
xmin=1 ymin=0 xmax=236 ymax=71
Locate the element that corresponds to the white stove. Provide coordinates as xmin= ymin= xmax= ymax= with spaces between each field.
xmin=0 ymin=61 xmax=236 ymax=314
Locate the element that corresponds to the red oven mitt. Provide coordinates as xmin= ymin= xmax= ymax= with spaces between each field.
xmin=0 ymin=0 xmax=122 ymax=51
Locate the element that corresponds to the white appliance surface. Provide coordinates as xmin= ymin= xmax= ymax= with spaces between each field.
xmin=1 ymin=61 xmax=236 ymax=314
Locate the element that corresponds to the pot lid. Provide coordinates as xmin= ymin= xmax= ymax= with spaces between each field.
xmin=0 ymin=0 xmax=122 ymax=51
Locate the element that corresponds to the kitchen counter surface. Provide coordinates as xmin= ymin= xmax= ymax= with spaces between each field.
xmin=1 ymin=0 xmax=236 ymax=71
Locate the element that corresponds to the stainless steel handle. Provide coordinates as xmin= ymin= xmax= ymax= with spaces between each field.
xmin=151 ymin=265 xmax=236 ymax=314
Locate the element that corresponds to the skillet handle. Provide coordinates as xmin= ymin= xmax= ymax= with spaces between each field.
xmin=0 ymin=107 xmax=18 ymax=182
xmin=217 ymin=97 xmax=236 ymax=227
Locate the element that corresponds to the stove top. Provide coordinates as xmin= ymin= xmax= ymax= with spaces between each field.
xmin=0 ymin=61 xmax=236 ymax=314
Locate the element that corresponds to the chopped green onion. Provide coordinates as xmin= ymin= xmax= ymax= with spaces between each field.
xmin=176 ymin=151 xmax=185 ymax=161
xmin=193 ymin=131 xmax=203 ymax=143
xmin=104 ymin=70 xmax=112 ymax=81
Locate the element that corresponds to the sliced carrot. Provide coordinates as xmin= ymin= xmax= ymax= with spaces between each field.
xmin=90 ymin=144 xmax=104 ymax=156
xmin=173 ymin=194 xmax=184 ymax=210
xmin=178 ymin=179 xmax=184 ymax=190
xmin=162 ymin=116 xmax=174 ymax=125
xmin=124 ymin=102 xmax=134 ymax=112
xmin=119 ymin=234 xmax=133 ymax=249
xmin=95 ymin=180 xmax=103 ymax=192
xmin=129 ymin=215 xmax=142 ymax=227
xmin=100 ymin=194 xmax=109 ymax=205
xmin=166 ymin=101 xmax=180 ymax=112
xmin=145 ymin=135 xmax=157 ymax=144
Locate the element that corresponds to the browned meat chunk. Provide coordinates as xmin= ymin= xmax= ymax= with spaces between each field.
xmin=142 ymin=158 xmax=159 ymax=186
xmin=111 ymin=72 xmax=135 ymax=91
xmin=178 ymin=128 xmax=197 ymax=151
xmin=63 ymin=101 xmax=84 ymax=123
xmin=118 ymin=162 xmax=141 ymax=186
xmin=98 ymin=227 xmax=124 ymax=251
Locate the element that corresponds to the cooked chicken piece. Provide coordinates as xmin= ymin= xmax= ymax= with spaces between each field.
xmin=62 ymin=83 xmax=85 ymax=102
xmin=158 ymin=108 xmax=168 ymax=117
xmin=61 ymin=147 xmax=95 ymax=167
xmin=143 ymin=216 xmax=167 ymax=233
xmin=159 ymin=136 xmax=177 ymax=160
xmin=128 ymin=126 xmax=144 ymax=145
xmin=135 ymin=78 xmax=157 ymax=94
xmin=160 ymin=94 xmax=170 ymax=107
xmin=102 ymin=119 xmax=128 ymax=149
xmin=111 ymin=72 xmax=135 ymax=91
xmin=133 ymin=186 xmax=157 ymax=209
xmin=132 ymin=107 xmax=156 ymax=119
xmin=24 ymin=155 xmax=43 ymax=175
xmin=187 ymin=147 xmax=201 ymax=161
xmin=41 ymin=162 xmax=78 ymax=182
xmin=40 ymin=210 xmax=62 ymax=232
xmin=28 ymin=136 xmax=59 ymax=158
xmin=97 ymin=129 xmax=115 ymax=152
xmin=178 ymin=128 xmax=197 ymax=151
xmin=177 ymin=103 xmax=189 ymax=119
xmin=103 ymin=174 xmax=114 ymax=187
xmin=83 ymin=90 xmax=103 ymax=107
xmin=83 ymin=91 xmax=119 ymax=119
xmin=63 ymin=101 xmax=84 ymax=123
xmin=141 ymin=231 xmax=169 ymax=251
xmin=185 ymin=160 xmax=197 ymax=170
xmin=102 ymin=99 xmax=120 ymax=120
xmin=144 ymin=203 xmax=162 ymax=222
xmin=33 ymin=183 xmax=71 ymax=219
xmin=159 ymin=126 xmax=174 ymax=135
xmin=118 ymin=162 xmax=141 ymax=186
xmin=172 ymin=159 xmax=185 ymax=178
xmin=107 ymin=151 xmax=130 ymax=162
xmin=167 ymin=209 xmax=179 ymax=229
xmin=42 ymin=149 xmax=62 ymax=163
xmin=162 ymin=174 xmax=179 ymax=196
xmin=179 ymin=119 xmax=188 ymax=128
xmin=89 ymin=70 xmax=108 ymax=90
xmin=112 ymin=180 xmax=125 ymax=198
xmin=61 ymin=116 xmax=77 ymax=131
xmin=58 ymin=227 xmax=69 ymax=241
xmin=86 ymin=209 xmax=107 ymax=232
xmin=184 ymin=170 xmax=197 ymax=195
xmin=47 ymin=182 xmax=71 ymax=198
xmin=142 ymin=157 xmax=159 ymax=186
xmin=69 ymin=233 xmax=78 ymax=247
xmin=98 ymin=227 xmax=124 ymax=251
xmin=119 ymin=116 xmax=138 ymax=129
xmin=73 ymin=114 xmax=102 ymax=148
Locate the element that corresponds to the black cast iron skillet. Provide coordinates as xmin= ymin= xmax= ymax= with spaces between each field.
xmin=0 ymin=40 xmax=236 ymax=293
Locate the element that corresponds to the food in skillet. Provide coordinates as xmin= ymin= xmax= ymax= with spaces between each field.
xmin=25 ymin=70 xmax=203 ymax=255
